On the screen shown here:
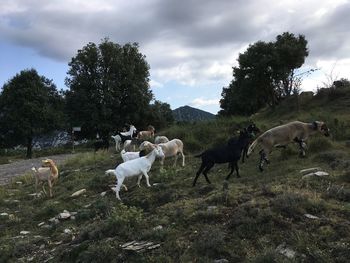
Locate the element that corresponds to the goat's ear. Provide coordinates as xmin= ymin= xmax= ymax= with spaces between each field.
xmin=312 ymin=121 xmax=318 ymax=130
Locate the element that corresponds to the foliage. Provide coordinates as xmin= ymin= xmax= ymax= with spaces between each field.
xmin=220 ymin=32 xmax=309 ymax=115
xmin=65 ymin=38 xmax=153 ymax=138
xmin=0 ymin=69 xmax=65 ymax=157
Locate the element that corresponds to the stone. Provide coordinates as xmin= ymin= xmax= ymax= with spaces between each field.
xmin=100 ymin=191 xmax=107 ymax=197
xmin=37 ymin=222 xmax=45 ymax=227
xmin=276 ymin=244 xmax=296 ymax=259
xmin=0 ymin=212 xmax=9 ymax=217
xmin=20 ymin=231 xmax=30 ymax=235
xmin=153 ymin=225 xmax=163 ymax=231
xmin=304 ymin=214 xmax=319 ymax=219
xmin=299 ymin=167 xmax=321 ymax=175
xmin=71 ymin=189 xmax=86 ymax=197
xmin=302 ymin=171 xmax=329 ymax=179
xmin=214 ymin=259 xmax=229 ymax=263
xmin=64 ymin=228 xmax=72 ymax=234
xmin=59 ymin=211 xmax=71 ymax=220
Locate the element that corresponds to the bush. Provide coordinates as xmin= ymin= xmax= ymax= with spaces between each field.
xmin=193 ymin=225 xmax=226 ymax=258
xmin=271 ymin=193 xmax=308 ymax=218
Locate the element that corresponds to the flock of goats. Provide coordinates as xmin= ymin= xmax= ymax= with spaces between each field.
xmin=31 ymin=120 xmax=330 ymax=200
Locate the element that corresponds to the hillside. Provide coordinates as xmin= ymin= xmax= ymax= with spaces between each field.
xmin=172 ymin=105 xmax=216 ymax=122
xmin=0 ymin=89 xmax=350 ymax=262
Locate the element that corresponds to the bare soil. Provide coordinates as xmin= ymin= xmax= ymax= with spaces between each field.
xmin=0 ymin=154 xmax=75 ymax=185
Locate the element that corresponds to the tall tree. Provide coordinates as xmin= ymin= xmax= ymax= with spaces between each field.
xmin=147 ymin=100 xmax=174 ymax=130
xmin=220 ymin=32 xmax=308 ymax=115
xmin=0 ymin=69 xmax=65 ymax=158
xmin=65 ymin=39 xmax=153 ymax=138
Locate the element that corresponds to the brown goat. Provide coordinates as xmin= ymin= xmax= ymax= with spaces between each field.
xmin=31 ymin=159 xmax=59 ymax=197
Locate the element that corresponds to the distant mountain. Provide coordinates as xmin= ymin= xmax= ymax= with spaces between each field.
xmin=172 ymin=105 xmax=216 ymax=122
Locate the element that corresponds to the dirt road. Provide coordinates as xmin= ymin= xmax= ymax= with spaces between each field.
xmin=0 ymin=154 xmax=75 ymax=185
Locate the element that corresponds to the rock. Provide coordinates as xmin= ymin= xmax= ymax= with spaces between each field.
xmin=304 ymin=214 xmax=319 ymax=219
xmin=0 ymin=212 xmax=9 ymax=217
xmin=300 ymin=167 xmax=321 ymax=175
xmin=100 ymin=191 xmax=107 ymax=197
xmin=59 ymin=211 xmax=71 ymax=220
xmin=214 ymin=259 xmax=229 ymax=263
xmin=83 ymin=203 xmax=91 ymax=208
xmin=276 ymin=244 xmax=296 ymax=259
xmin=302 ymin=171 xmax=329 ymax=179
xmin=16 ymin=181 xmax=23 ymax=185
xmin=64 ymin=228 xmax=72 ymax=234
xmin=71 ymin=189 xmax=86 ymax=197
xmin=153 ymin=225 xmax=163 ymax=231
xmin=37 ymin=222 xmax=45 ymax=227
xmin=207 ymin=206 xmax=217 ymax=212
xmin=20 ymin=231 xmax=30 ymax=235
xmin=120 ymin=240 xmax=161 ymax=253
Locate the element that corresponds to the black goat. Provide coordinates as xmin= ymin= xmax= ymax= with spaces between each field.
xmin=241 ymin=123 xmax=260 ymax=163
xmin=192 ymin=129 xmax=251 ymax=187
xmin=94 ymin=137 xmax=110 ymax=152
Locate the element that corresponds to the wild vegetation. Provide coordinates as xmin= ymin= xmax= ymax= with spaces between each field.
xmin=1 ymin=89 xmax=349 ymax=262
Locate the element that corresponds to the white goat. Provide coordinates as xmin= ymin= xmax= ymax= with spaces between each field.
xmin=120 ymin=149 xmax=146 ymax=162
xmin=154 ymin=136 xmax=169 ymax=144
xmin=140 ymin=139 xmax=185 ymax=167
xmin=247 ymin=121 xmax=330 ymax=171
xmin=108 ymin=146 xmax=165 ymax=200
xmin=31 ymin=159 xmax=59 ymax=197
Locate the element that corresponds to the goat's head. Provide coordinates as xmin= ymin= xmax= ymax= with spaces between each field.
xmin=247 ymin=123 xmax=260 ymax=138
xmin=313 ymin=121 xmax=330 ymax=137
xmin=139 ymin=141 xmax=155 ymax=151
xmin=42 ymin=159 xmax=55 ymax=167
xmin=154 ymin=145 xmax=165 ymax=159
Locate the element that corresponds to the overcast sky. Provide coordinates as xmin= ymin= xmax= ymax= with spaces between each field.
xmin=1 ymin=0 xmax=349 ymax=114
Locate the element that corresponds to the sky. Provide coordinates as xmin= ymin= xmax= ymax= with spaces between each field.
xmin=1 ymin=0 xmax=349 ymax=114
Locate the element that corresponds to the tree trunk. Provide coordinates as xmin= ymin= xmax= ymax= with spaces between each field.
xmin=26 ymin=136 xmax=33 ymax=159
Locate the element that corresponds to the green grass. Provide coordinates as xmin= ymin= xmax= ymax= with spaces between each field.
xmin=1 ymin=92 xmax=350 ymax=262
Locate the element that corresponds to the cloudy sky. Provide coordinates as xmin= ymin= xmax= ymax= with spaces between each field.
xmin=1 ymin=0 xmax=349 ymax=114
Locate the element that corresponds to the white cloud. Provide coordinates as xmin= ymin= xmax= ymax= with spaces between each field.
xmin=190 ymin=98 xmax=220 ymax=107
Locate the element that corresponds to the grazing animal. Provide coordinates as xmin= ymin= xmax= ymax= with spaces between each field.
xmin=94 ymin=137 xmax=110 ymax=152
xmin=192 ymin=129 xmax=251 ymax=187
xmin=247 ymin=121 xmax=330 ymax=171
xmin=241 ymin=123 xmax=261 ymax=163
xmin=111 ymin=125 xmax=138 ymax=151
xmin=120 ymin=149 xmax=147 ymax=162
xmin=140 ymin=139 xmax=185 ymax=167
xmin=31 ymin=159 xmax=59 ymax=197
xmin=137 ymin=125 xmax=155 ymax=140
xmin=107 ymin=146 xmax=165 ymax=200
xmin=154 ymin=136 xmax=169 ymax=144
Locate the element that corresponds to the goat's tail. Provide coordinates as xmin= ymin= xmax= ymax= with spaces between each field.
xmin=247 ymin=139 xmax=259 ymax=156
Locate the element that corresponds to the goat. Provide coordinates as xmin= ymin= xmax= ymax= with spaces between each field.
xmin=94 ymin=137 xmax=109 ymax=152
xmin=154 ymin=135 xmax=169 ymax=144
xmin=107 ymin=146 xmax=165 ymax=200
xmin=247 ymin=121 xmax=330 ymax=171
xmin=241 ymin=123 xmax=260 ymax=163
xmin=111 ymin=125 xmax=137 ymax=151
xmin=123 ymin=139 xmax=139 ymax=152
xmin=192 ymin=129 xmax=250 ymax=187
xmin=120 ymin=149 xmax=147 ymax=162
xmin=137 ymin=125 xmax=155 ymax=140
xmin=140 ymin=139 xmax=185 ymax=167
xmin=31 ymin=159 xmax=59 ymax=197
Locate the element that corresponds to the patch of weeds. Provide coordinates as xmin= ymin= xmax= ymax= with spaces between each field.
xmin=86 ymin=173 xmax=111 ymax=193
xmin=323 ymin=185 xmax=350 ymax=202
xmin=271 ymin=193 xmax=318 ymax=219
xmin=313 ymin=150 xmax=347 ymax=166
xmin=192 ymin=225 xmax=227 ymax=258
xmin=308 ymin=136 xmax=333 ymax=153
xmin=252 ymin=249 xmax=283 ymax=263
xmin=278 ymin=145 xmax=299 ymax=161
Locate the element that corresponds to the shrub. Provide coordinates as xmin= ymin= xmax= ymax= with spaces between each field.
xmin=271 ymin=193 xmax=308 ymax=218
xmin=192 ymin=225 xmax=226 ymax=258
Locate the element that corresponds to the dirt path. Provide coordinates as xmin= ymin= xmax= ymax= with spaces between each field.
xmin=0 ymin=154 xmax=75 ymax=185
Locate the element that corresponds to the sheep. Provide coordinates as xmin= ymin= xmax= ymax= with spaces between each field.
xmin=154 ymin=135 xmax=169 ymax=144
xmin=31 ymin=159 xmax=59 ymax=198
xmin=107 ymin=145 xmax=165 ymax=200
xmin=192 ymin=129 xmax=251 ymax=187
xmin=120 ymin=149 xmax=146 ymax=162
xmin=247 ymin=120 xmax=330 ymax=171
xmin=137 ymin=125 xmax=155 ymax=140
xmin=140 ymin=139 xmax=185 ymax=167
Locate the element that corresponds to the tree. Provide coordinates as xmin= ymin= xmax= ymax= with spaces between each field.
xmin=147 ymin=100 xmax=174 ymax=130
xmin=220 ymin=32 xmax=309 ymax=115
xmin=0 ymin=69 xmax=65 ymax=158
xmin=65 ymin=38 xmax=153 ymax=138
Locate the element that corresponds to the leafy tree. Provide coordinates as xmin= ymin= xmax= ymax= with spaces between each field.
xmin=65 ymin=39 xmax=153 ymax=138
xmin=0 ymin=69 xmax=65 ymax=158
xmin=220 ymin=32 xmax=308 ymax=115
xmin=147 ymin=100 xmax=174 ymax=130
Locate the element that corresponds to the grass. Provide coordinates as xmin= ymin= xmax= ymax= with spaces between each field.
xmin=1 ymin=91 xmax=350 ymax=262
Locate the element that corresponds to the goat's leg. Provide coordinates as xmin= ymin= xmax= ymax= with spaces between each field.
xmin=259 ymin=150 xmax=269 ymax=172
xmin=48 ymin=180 xmax=53 ymax=198
xmin=226 ymin=162 xmax=235 ymax=180
xmin=142 ymin=171 xmax=151 ymax=187
xmin=193 ymin=162 xmax=206 ymax=187
xmin=137 ymin=174 xmax=142 ymax=187
xmin=115 ymin=177 xmax=125 ymax=200
xmin=241 ymin=146 xmax=247 ymax=163
xmin=173 ymin=154 xmax=178 ymax=167
xmin=235 ymin=162 xmax=240 ymax=178
xmin=181 ymin=151 xmax=185 ymax=166
xmin=35 ymin=177 xmax=39 ymax=196
xmin=202 ymin=162 xmax=214 ymax=184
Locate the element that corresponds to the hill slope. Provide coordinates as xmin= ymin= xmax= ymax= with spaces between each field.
xmin=172 ymin=105 xmax=215 ymax=122
xmin=0 ymin=88 xmax=350 ymax=262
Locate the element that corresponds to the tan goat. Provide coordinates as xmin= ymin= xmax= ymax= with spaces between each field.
xmin=31 ymin=159 xmax=59 ymax=197
xmin=247 ymin=121 xmax=330 ymax=171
